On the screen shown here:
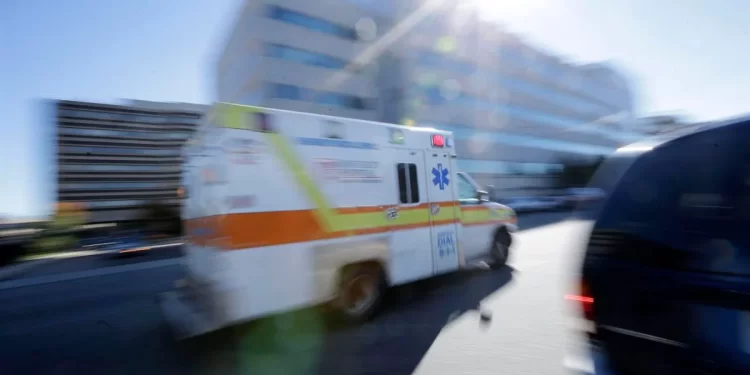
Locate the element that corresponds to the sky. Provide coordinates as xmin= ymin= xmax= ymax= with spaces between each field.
xmin=2 ymin=0 xmax=749 ymax=218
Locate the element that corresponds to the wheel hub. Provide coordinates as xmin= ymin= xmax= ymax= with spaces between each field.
xmin=343 ymin=274 xmax=377 ymax=314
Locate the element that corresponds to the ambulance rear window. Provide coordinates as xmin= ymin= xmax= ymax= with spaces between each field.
xmin=397 ymin=163 xmax=420 ymax=204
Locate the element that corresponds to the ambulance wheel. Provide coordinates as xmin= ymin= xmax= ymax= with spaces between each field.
xmin=491 ymin=229 xmax=511 ymax=269
xmin=334 ymin=264 xmax=385 ymax=324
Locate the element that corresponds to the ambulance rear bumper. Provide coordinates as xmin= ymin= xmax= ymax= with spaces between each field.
xmin=159 ymin=278 xmax=227 ymax=340
xmin=160 ymin=290 xmax=220 ymax=340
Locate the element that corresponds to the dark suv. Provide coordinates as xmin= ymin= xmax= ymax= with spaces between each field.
xmin=570 ymin=118 xmax=750 ymax=374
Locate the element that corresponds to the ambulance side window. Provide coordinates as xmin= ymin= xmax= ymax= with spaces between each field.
xmin=397 ymin=164 xmax=408 ymax=203
xmin=397 ymin=163 xmax=420 ymax=204
xmin=457 ymin=173 xmax=478 ymax=203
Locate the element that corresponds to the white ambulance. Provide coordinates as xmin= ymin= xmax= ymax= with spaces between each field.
xmin=161 ymin=103 xmax=518 ymax=339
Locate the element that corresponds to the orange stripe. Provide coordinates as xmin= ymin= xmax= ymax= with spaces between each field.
xmin=219 ymin=209 xmax=326 ymax=249
xmin=183 ymin=201 xmax=512 ymax=250
xmin=186 ymin=213 xmax=456 ymax=250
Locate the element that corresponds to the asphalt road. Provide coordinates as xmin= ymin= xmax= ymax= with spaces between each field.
xmin=7 ymin=244 xmax=182 ymax=280
xmin=0 ymin=212 xmax=592 ymax=375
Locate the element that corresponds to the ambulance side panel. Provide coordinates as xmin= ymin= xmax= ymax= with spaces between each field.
xmin=210 ymin=105 xmax=453 ymax=322
xmin=211 ymin=121 xmax=317 ymax=321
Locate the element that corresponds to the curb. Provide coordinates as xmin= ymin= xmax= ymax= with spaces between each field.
xmin=0 ymin=257 xmax=62 ymax=281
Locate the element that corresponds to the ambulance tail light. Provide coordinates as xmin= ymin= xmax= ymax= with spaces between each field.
xmin=432 ymin=134 xmax=445 ymax=147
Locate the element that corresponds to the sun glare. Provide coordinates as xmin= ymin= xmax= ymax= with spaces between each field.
xmin=461 ymin=0 xmax=544 ymax=22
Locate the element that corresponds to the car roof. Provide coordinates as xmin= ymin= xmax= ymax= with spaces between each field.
xmin=614 ymin=115 xmax=750 ymax=158
xmin=578 ymin=116 xmax=750 ymax=221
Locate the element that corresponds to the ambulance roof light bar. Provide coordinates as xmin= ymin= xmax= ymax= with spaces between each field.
xmin=432 ymin=134 xmax=445 ymax=147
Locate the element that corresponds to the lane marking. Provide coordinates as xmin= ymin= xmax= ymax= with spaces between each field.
xmin=21 ymin=242 xmax=183 ymax=261
xmin=0 ymin=258 xmax=182 ymax=291
xmin=562 ymin=354 xmax=594 ymax=374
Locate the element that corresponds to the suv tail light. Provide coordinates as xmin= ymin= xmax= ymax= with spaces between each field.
xmin=565 ymin=277 xmax=594 ymax=322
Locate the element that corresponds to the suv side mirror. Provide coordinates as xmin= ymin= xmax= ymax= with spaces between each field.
xmin=477 ymin=190 xmax=490 ymax=202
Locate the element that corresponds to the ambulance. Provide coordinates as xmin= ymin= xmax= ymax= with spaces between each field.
xmin=161 ymin=103 xmax=518 ymax=339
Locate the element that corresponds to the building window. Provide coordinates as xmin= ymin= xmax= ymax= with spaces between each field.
xmin=58 ymin=164 xmax=179 ymax=172
xmin=239 ymin=90 xmax=263 ymax=106
xmin=413 ymin=84 xmax=624 ymax=131
xmin=416 ymin=51 xmax=475 ymax=74
xmin=58 ymin=146 xmax=181 ymax=156
xmin=315 ymin=93 xmax=367 ymax=109
xmin=265 ymin=44 xmax=348 ymax=70
xmin=455 ymin=159 xmax=567 ymax=176
xmin=272 ymin=84 xmax=302 ymax=100
xmin=435 ymin=122 xmax=616 ymax=155
xmin=397 ymin=163 xmax=420 ymax=204
xmin=59 ymin=181 xmax=177 ymax=191
xmin=59 ymin=126 xmax=188 ymax=140
xmin=423 ymin=86 xmax=444 ymax=105
xmin=267 ymin=83 xmax=370 ymax=110
xmin=265 ymin=5 xmax=357 ymax=40
xmin=414 ymin=49 xmax=618 ymax=117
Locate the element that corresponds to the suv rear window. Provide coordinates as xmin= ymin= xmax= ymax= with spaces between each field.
xmin=577 ymin=152 xmax=638 ymax=220
xmin=595 ymin=124 xmax=750 ymax=274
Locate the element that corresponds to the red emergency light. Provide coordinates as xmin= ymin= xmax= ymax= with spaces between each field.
xmin=432 ymin=134 xmax=445 ymax=147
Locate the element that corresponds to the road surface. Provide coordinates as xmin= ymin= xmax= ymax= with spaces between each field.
xmin=6 ymin=244 xmax=182 ymax=280
xmin=0 ymin=212 xmax=591 ymax=375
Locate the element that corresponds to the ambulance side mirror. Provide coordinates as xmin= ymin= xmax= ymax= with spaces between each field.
xmin=477 ymin=190 xmax=490 ymax=202
xmin=485 ymin=185 xmax=495 ymax=198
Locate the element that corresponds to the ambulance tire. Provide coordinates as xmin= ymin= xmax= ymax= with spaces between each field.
xmin=490 ymin=229 xmax=511 ymax=269
xmin=334 ymin=264 xmax=386 ymax=324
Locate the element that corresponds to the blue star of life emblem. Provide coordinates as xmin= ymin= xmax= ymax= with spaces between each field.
xmin=432 ymin=164 xmax=450 ymax=190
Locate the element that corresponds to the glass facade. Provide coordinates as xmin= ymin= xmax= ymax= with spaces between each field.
xmin=219 ymin=53 xmax=261 ymax=103
xmin=265 ymin=5 xmax=358 ymax=40
xmin=430 ymin=123 xmax=615 ymax=155
xmin=414 ymin=85 xmax=590 ymax=127
xmin=264 ymin=43 xmax=348 ymax=70
xmin=346 ymin=0 xmax=398 ymax=17
xmin=411 ymin=83 xmax=641 ymax=144
xmin=409 ymin=24 xmax=626 ymax=111
xmin=218 ymin=0 xmax=642 ymax=192
xmin=240 ymin=90 xmax=263 ymax=106
xmin=267 ymin=83 xmax=369 ymax=110
xmin=456 ymin=159 xmax=564 ymax=176
xmin=400 ymin=32 xmax=639 ymax=184
xmin=415 ymin=50 xmax=611 ymax=116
